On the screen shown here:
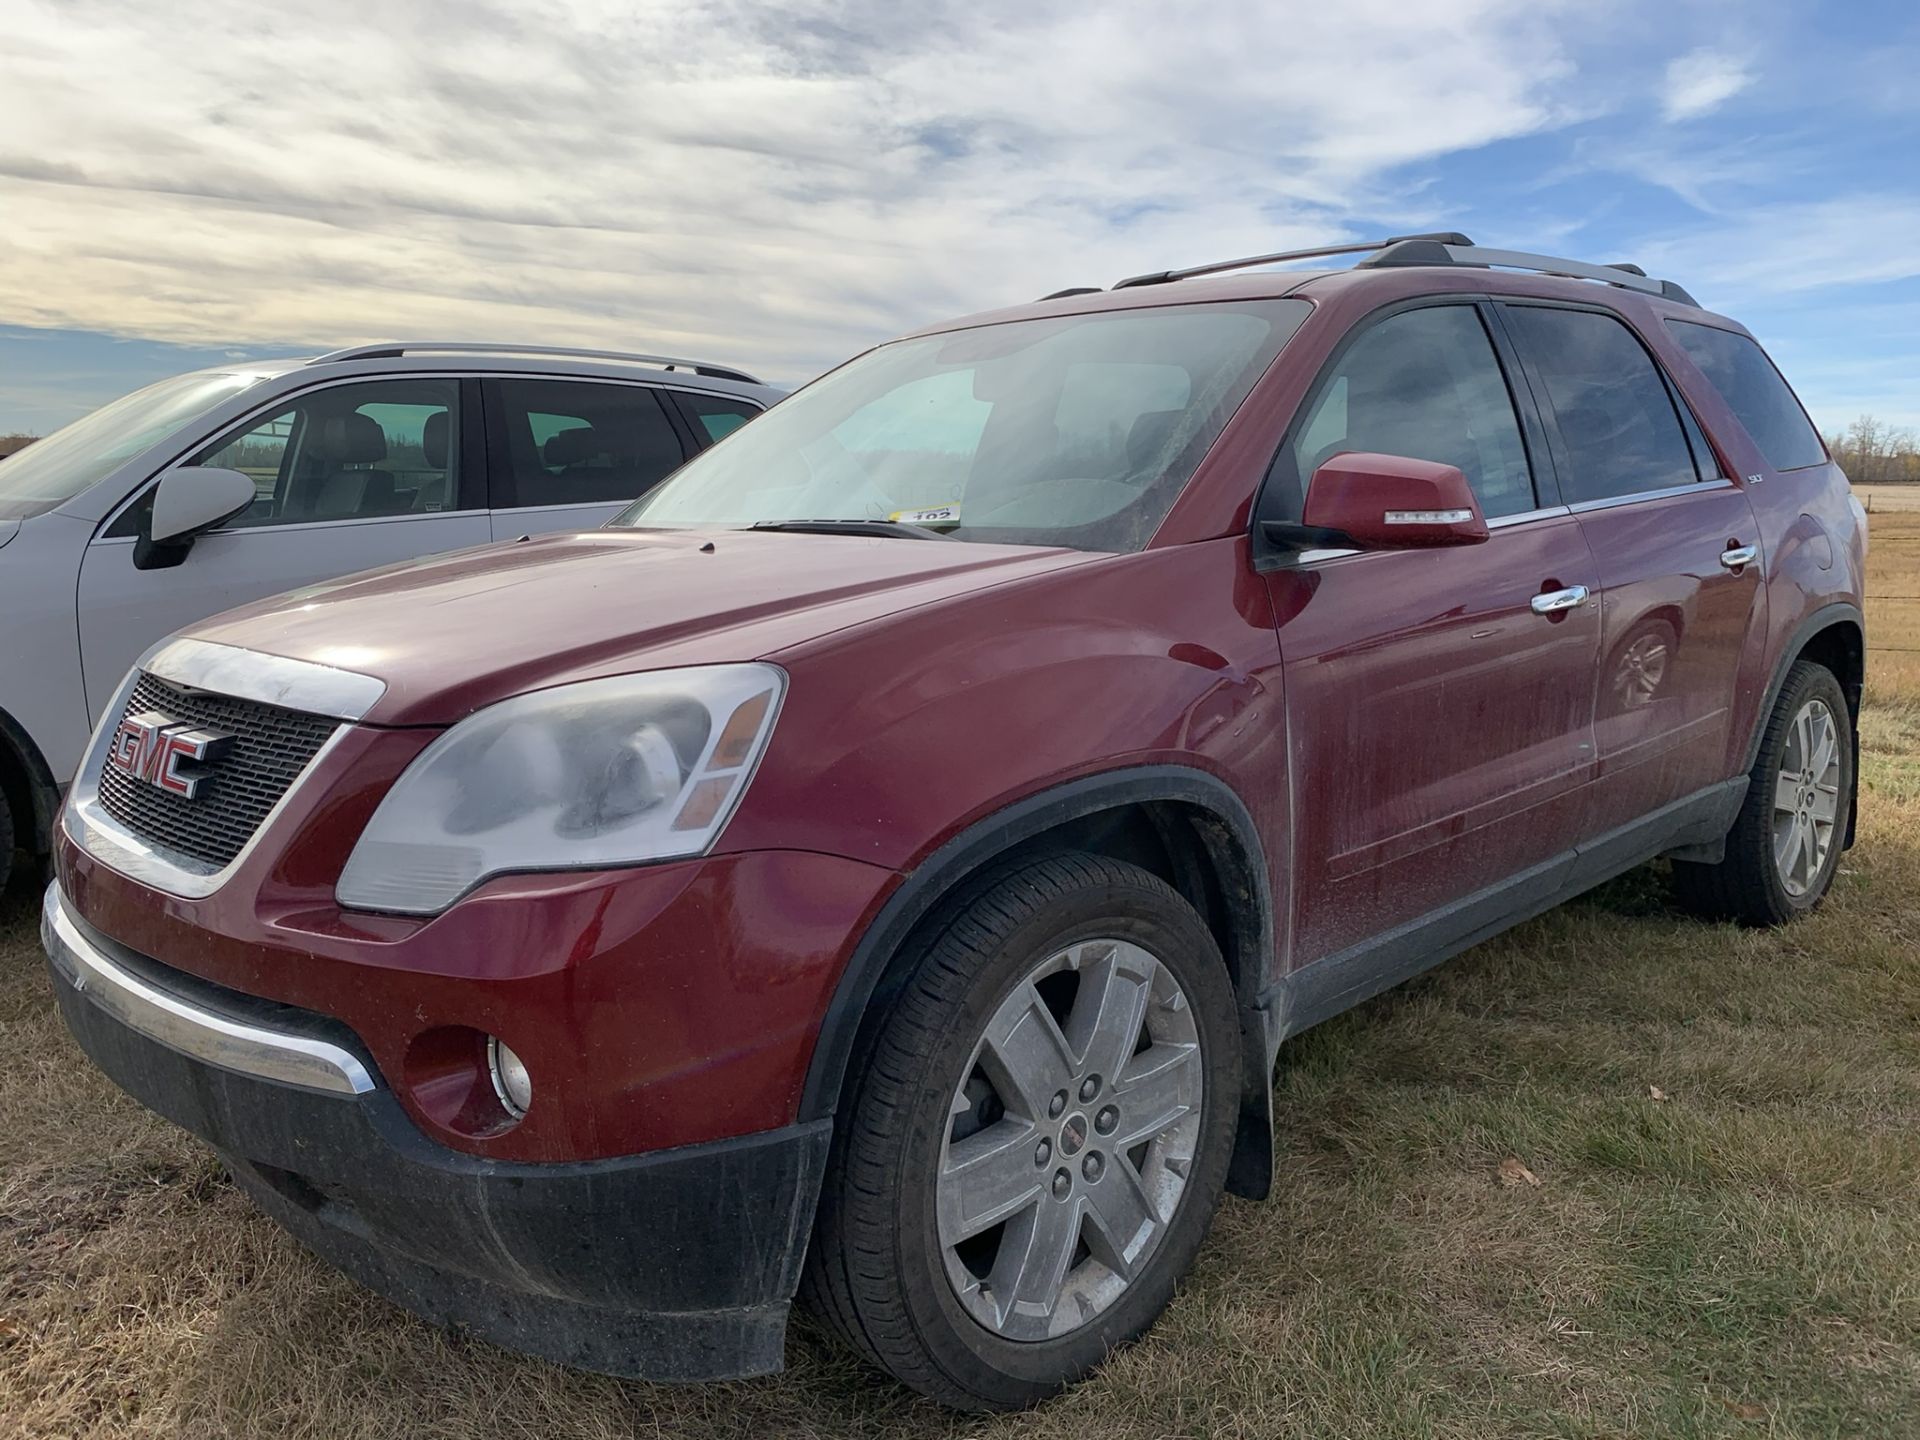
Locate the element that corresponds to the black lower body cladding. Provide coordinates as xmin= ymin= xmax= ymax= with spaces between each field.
xmin=47 ymin=935 xmax=829 ymax=1382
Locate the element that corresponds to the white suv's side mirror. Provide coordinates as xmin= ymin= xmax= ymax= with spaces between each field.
xmin=135 ymin=467 xmax=259 ymax=570
xmin=150 ymin=466 xmax=258 ymax=545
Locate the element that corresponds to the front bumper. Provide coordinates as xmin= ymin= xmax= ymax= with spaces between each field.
xmin=43 ymin=883 xmax=829 ymax=1381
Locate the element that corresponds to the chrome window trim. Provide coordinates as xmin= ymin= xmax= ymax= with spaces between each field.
xmin=1565 ymin=477 xmax=1734 ymax=515
xmin=1487 ymin=504 xmax=1574 ymax=529
xmin=62 ymin=641 xmax=377 ymax=899
xmin=42 ymin=884 xmax=376 ymax=1095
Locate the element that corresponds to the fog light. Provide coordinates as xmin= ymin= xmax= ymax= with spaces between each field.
xmin=487 ymin=1036 xmax=532 ymax=1118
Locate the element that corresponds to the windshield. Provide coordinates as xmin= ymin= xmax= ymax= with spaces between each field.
xmin=0 ymin=370 xmax=260 ymax=522
xmin=617 ymin=299 xmax=1309 ymax=552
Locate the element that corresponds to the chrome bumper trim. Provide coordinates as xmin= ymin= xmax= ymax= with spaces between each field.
xmin=41 ymin=883 xmax=376 ymax=1096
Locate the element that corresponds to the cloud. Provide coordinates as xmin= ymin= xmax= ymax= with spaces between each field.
xmin=0 ymin=0 xmax=1587 ymax=381
xmin=1661 ymin=48 xmax=1753 ymax=122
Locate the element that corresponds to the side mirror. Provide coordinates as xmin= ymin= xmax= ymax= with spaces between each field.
xmin=136 ymin=466 xmax=258 ymax=570
xmin=1297 ymin=452 xmax=1489 ymax=549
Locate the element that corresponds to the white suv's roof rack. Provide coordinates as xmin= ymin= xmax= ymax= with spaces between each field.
xmin=307 ymin=342 xmax=763 ymax=385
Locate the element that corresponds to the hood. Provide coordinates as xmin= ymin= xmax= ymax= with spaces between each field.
xmin=186 ymin=528 xmax=1096 ymax=725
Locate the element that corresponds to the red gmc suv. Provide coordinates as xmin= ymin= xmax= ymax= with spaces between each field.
xmin=44 ymin=234 xmax=1866 ymax=1410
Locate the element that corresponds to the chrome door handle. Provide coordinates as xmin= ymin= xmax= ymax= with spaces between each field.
xmin=1720 ymin=544 xmax=1758 ymax=570
xmin=1530 ymin=585 xmax=1589 ymax=615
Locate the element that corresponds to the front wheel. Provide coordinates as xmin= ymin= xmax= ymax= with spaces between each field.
xmin=1672 ymin=660 xmax=1854 ymax=926
xmin=804 ymin=852 xmax=1242 ymax=1410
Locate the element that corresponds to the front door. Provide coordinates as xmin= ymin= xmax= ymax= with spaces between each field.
xmin=77 ymin=377 xmax=490 ymax=721
xmin=1265 ymin=301 xmax=1602 ymax=966
xmin=1498 ymin=303 xmax=1766 ymax=836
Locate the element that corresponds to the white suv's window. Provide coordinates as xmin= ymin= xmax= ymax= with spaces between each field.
xmin=490 ymin=379 xmax=687 ymax=509
xmin=0 ymin=371 xmax=256 ymax=522
xmin=206 ymin=379 xmax=459 ymax=528
xmin=109 ymin=378 xmax=462 ymax=537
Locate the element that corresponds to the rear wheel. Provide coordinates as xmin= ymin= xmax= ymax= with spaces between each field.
xmin=804 ymin=852 xmax=1241 ymax=1410
xmin=1672 ymin=660 xmax=1853 ymax=926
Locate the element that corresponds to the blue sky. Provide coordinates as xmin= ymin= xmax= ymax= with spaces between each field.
xmin=1 ymin=0 xmax=1915 ymax=438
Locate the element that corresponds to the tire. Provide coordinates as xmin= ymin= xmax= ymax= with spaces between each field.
xmin=803 ymin=851 xmax=1242 ymax=1410
xmin=0 ymin=788 xmax=14 ymax=897
xmin=1672 ymin=660 xmax=1853 ymax=926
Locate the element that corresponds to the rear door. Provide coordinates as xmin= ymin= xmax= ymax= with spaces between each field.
xmin=76 ymin=376 xmax=490 ymax=721
xmin=1268 ymin=300 xmax=1603 ymax=966
xmin=483 ymin=377 xmax=695 ymax=539
xmin=1498 ymin=302 xmax=1765 ymax=837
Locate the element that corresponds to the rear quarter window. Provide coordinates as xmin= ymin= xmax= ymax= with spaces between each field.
xmin=1667 ymin=321 xmax=1827 ymax=472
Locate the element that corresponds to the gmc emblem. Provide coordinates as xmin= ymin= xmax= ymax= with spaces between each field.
xmin=107 ymin=711 xmax=233 ymax=799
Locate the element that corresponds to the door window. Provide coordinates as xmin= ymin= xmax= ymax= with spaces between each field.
xmin=1503 ymin=307 xmax=1699 ymax=504
xmin=673 ymin=391 xmax=765 ymax=446
xmin=490 ymin=379 xmax=688 ymax=508
xmin=107 ymin=378 xmax=461 ymax=536
xmin=1667 ymin=321 xmax=1827 ymax=472
xmin=1285 ymin=305 xmax=1537 ymax=518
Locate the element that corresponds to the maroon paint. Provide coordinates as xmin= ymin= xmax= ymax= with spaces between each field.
xmin=1300 ymin=451 xmax=1490 ymax=547
xmin=56 ymin=716 xmax=894 ymax=1161
xmin=1266 ymin=515 xmax=1602 ymax=961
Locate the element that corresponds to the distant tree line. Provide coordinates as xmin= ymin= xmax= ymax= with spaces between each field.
xmin=0 ymin=433 xmax=36 ymax=459
xmin=1825 ymin=415 xmax=1920 ymax=483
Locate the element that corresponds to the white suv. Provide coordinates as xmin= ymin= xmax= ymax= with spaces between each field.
xmin=0 ymin=341 xmax=779 ymax=890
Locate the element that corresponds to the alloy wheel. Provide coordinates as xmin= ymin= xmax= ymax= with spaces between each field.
xmin=1772 ymin=697 xmax=1842 ymax=897
xmin=936 ymin=938 xmax=1202 ymax=1341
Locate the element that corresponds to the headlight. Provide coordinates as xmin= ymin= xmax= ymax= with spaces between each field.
xmin=336 ymin=664 xmax=785 ymax=915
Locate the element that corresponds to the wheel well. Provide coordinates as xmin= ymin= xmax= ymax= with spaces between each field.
xmin=0 ymin=707 xmax=59 ymax=863
xmin=810 ymin=788 xmax=1279 ymax=1200
xmin=993 ymin=801 xmax=1264 ymax=1007
xmin=1798 ymin=619 xmax=1864 ymax=720
xmin=1790 ymin=616 xmax=1865 ymax=849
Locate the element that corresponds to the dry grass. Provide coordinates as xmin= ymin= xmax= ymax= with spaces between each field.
xmin=4 ymin=505 xmax=1919 ymax=1439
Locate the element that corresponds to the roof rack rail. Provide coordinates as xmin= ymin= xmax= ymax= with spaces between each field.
xmin=1357 ymin=240 xmax=1700 ymax=307
xmin=307 ymin=342 xmax=763 ymax=384
xmin=1038 ymin=286 xmax=1105 ymax=301
xmin=1112 ymin=233 xmax=1474 ymax=290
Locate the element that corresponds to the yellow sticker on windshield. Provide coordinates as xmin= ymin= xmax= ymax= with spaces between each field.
xmin=888 ymin=504 xmax=961 ymax=526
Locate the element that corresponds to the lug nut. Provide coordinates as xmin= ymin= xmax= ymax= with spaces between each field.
xmin=1051 ymin=1168 xmax=1072 ymax=1200
xmin=1034 ymin=1138 xmax=1052 ymax=1166
xmin=1048 ymin=1090 xmax=1068 ymax=1119
xmin=1095 ymin=1105 xmax=1118 ymax=1135
xmin=1079 ymin=1075 xmax=1101 ymax=1102
xmin=1082 ymin=1152 xmax=1104 ymax=1182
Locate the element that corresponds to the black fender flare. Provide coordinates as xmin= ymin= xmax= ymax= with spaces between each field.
xmin=796 ymin=763 xmax=1282 ymax=1198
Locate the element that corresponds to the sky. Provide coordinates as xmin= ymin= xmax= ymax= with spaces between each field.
xmin=1 ymin=0 xmax=1916 ymax=438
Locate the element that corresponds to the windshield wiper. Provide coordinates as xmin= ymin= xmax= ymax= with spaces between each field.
xmin=748 ymin=518 xmax=955 ymax=541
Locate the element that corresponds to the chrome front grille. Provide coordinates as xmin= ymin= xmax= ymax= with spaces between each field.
xmin=94 ymin=673 xmax=340 ymax=869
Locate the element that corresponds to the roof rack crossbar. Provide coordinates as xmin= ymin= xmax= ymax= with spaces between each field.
xmin=307 ymin=342 xmax=763 ymax=385
xmin=1112 ymin=232 xmax=1475 ymax=290
xmin=1359 ymin=241 xmax=1698 ymax=305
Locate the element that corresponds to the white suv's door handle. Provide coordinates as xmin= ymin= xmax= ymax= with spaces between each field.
xmin=1530 ymin=585 xmax=1589 ymax=615
xmin=1720 ymin=544 xmax=1758 ymax=570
